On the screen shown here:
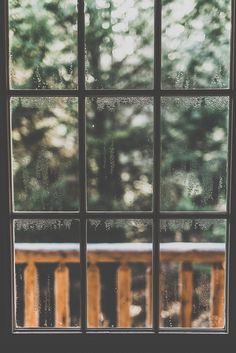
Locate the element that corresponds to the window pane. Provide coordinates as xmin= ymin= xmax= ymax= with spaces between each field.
xmin=159 ymin=219 xmax=226 ymax=329
xmin=85 ymin=0 xmax=154 ymax=89
xmin=161 ymin=97 xmax=229 ymax=211
xmin=11 ymin=97 xmax=79 ymax=211
xmin=9 ymin=0 xmax=78 ymax=89
xmin=87 ymin=219 xmax=152 ymax=328
xmin=87 ymin=97 xmax=153 ymax=210
xmin=14 ymin=219 xmax=81 ymax=328
xmin=162 ymin=0 xmax=231 ymax=89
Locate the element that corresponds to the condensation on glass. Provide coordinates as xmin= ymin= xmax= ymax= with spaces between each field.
xmin=159 ymin=219 xmax=226 ymax=329
xmin=87 ymin=97 xmax=153 ymax=211
xmin=9 ymin=0 xmax=78 ymax=89
xmin=85 ymin=0 xmax=154 ymax=89
xmin=11 ymin=97 xmax=79 ymax=211
xmin=14 ymin=219 xmax=81 ymax=328
xmin=87 ymin=219 xmax=152 ymax=328
xmin=162 ymin=0 xmax=231 ymax=89
xmin=161 ymin=96 xmax=229 ymax=211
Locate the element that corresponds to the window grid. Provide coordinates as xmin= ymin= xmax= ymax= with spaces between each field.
xmin=0 ymin=0 xmax=235 ymax=344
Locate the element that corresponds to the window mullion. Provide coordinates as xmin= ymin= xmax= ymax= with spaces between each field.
xmin=78 ymin=0 xmax=87 ymax=333
xmin=153 ymin=0 xmax=162 ymax=333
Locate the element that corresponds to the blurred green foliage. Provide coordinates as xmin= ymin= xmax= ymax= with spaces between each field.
xmin=10 ymin=0 xmax=231 ymax=241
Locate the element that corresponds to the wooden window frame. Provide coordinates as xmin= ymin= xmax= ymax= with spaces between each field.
xmin=0 ymin=0 xmax=236 ymax=352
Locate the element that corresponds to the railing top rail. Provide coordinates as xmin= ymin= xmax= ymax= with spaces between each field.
xmin=15 ymin=242 xmax=225 ymax=264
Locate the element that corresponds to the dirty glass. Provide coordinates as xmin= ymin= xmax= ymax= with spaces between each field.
xmin=14 ymin=219 xmax=81 ymax=328
xmin=159 ymin=219 xmax=226 ymax=329
xmin=162 ymin=0 xmax=231 ymax=89
xmin=161 ymin=96 xmax=229 ymax=211
xmin=11 ymin=97 xmax=79 ymax=211
xmin=87 ymin=219 xmax=152 ymax=328
xmin=85 ymin=0 xmax=154 ymax=89
xmin=9 ymin=0 xmax=78 ymax=89
xmin=87 ymin=97 xmax=153 ymax=211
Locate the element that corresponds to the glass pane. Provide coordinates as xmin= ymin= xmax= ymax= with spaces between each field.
xmin=87 ymin=219 xmax=152 ymax=328
xmin=85 ymin=0 xmax=154 ymax=89
xmin=161 ymin=97 xmax=229 ymax=211
xmin=11 ymin=97 xmax=79 ymax=211
xmin=14 ymin=219 xmax=81 ymax=328
xmin=159 ymin=219 xmax=226 ymax=329
xmin=9 ymin=0 xmax=78 ymax=89
xmin=87 ymin=97 xmax=153 ymax=210
xmin=162 ymin=0 xmax=231 ymax=89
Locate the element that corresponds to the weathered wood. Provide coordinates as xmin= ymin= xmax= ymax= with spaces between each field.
xmin=54 ymin=264 xmax=70 ymax=327
xmin=24 ymin=262 xmax=39 ymax=327
xmin=87 ymin=263 xmax=101 ymax=327
xmin=159 ymin=267 xmax=165 ymax=327
xmin=117 ymin=263 xmax=132 ymax=327
xmin=15 ymin=242 xmax=225 ymax=264
xmin=179 ymin=262 xmax=193 ymax=327
xmin=210 ymin=262 xmax=225 ymax=328
xmin=145 ymin=266 xmax=152 ymax=327
xmin=15 ymin=242 xmax=226 ymax=329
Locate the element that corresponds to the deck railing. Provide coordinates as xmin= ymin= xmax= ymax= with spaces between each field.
xmin=15 ymin=242 xmax=225 ymax=328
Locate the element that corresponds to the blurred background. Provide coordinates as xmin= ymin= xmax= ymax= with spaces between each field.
xmin=10 ymin=0 xmax=230 ymax=328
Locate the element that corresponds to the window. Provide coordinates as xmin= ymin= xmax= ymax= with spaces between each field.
xmin=0 ymin=0 xmax=236 ymax=352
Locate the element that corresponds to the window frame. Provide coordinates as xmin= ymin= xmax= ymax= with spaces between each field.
xmin=0 ymin=0 xmax=236 ymax=352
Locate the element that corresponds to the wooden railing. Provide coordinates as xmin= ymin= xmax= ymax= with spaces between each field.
xmin=15 ymin=242 xmax=225 ymax=328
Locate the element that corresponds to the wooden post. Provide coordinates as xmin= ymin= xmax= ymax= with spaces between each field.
xmin=159 ymin=266 xmax=165 ymax=327
xmin=117 ymin=263 xmax=131 ymax=327
xmin=54 ymin=263 xmax=70 ymax=327
xmin=210 ymin=262 xmax=225 ymax=328
xmin=87 ymin=263 xmax=101 ymax=327
xmin=179 ymin=262 xmax=193 ymax=327
xmin=24 ymin=262 xmax=39 ymax=327
xmin=146 ymin=265 xmax=152 ymax=327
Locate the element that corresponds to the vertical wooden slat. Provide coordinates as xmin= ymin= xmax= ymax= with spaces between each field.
xmin=146 ymin=265 xmax=152 ymax=327
xmin=54 ymin=263 xmax=70 ymax=327
xmin=117 ymin=263 xmax=131 ymax=327
xmin=87 ymin=263 xmax=101 ymax=327
xmin=179 ymin=262 xmax=193 ymax=327
xmin=159 ymin=266 xmax=165 ymax=327
xmin=24 ymin=262 xmax=39 ymax=327
xmin=210 ymin=262 xmax=225 ymax=328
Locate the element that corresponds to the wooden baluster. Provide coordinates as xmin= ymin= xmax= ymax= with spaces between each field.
xmin=146 ymin=265 xmax=152 ymax=327
xmin=117 ymin=263 xmax=131 ymax=327
xmin=55 ymin=263 xmax=70 ymax=327
xmin=179 ymin=262 xmax=193 ymax=327
xmin=210 ymin=262 xmax=225 ymax=328
xmin=24 ymin=262 xmax=39 ymax=327
xmin=159 ymin=266 xmax=165 ymax=327
xmin=88 ymin=263 xmax=101 ymax=327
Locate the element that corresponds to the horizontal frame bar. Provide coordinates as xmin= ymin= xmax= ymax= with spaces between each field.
xmin=13 ymin=326 xmax=226 ymax=333
xmin=7 ymin=89 xmax=232 ymax=97
xmin=11 ymin=211 xmax=228 ymax=219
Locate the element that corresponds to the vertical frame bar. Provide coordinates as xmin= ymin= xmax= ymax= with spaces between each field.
xmin=153 ymin=0 xmax=162 ymax=333
xmin=0 ymin=0 xmax=13 ymax=339
xmin=78 ymin=0 xmax=87 ymax=333
xmin=229 ymin=0 xmax=236 ymax=337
